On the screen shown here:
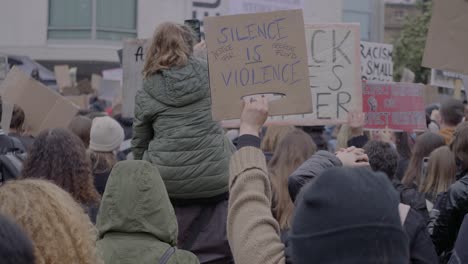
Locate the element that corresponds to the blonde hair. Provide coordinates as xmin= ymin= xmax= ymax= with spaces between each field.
xmin=269 ymin=129 xmax=317 ymax=229
xmin=0 ymin=179 xmax=102 ymax=264
xmin=261 ymin=125 xmax=295 ymax=153
xmin=420 ymin=146 xmax=456 ymax=196
xmin=88 ymin=150 xmax=117 ymax=173
xmin=336 ymin=125 xmax=352 ymax=149
xmin=143 ymin=22 xmax=195 ymax=78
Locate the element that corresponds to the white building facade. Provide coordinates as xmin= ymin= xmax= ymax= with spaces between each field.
xmin=0 ymin=0 xmax=383 ymax=76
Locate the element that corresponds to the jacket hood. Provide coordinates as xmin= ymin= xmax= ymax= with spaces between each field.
xmin=144 ymin=57 xmax=208 ymax=107
xmin=96 ymin=160 xmax=178 ymax=245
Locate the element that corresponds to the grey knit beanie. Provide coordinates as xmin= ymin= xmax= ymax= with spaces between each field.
xmin=89 ymin=116 xmax=124 ymax=152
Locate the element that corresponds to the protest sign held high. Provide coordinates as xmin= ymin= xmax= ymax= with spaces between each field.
xmin=1 ymin=67 xmax=79 ymax=136
xmin=423 ymin=0 xmax=468 ymax=75
xmin=363 ymin=81 xmax=426 ymax=132
xmin=122 ymin=39 xmax=149 ymax=117
xmin=204 ymin=9 xmax=312 ymax=121
xmin=360 ymin=41 xmax=393 ymax=82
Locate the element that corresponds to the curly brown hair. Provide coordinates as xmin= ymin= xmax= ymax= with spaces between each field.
xmin=21 ymin=128 xmax=100 ymax=205
xmin=0 ymin=179 xmax=102 ymax=264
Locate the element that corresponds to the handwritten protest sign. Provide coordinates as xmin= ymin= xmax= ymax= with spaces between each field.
xmin=360 ymin=41 xmax=393 ymax=82
xmin=221 ymin=23 xmax=362 ymax=127
xmin=204 ymin=9 xmax=312 ymax=120
xmin=1 ymin=67 xmax=79 ymax=136
xmin=122 ymin=39 xmax=149 ymax=117
xmin=423 ymin=0 xmax=468 ymax=75
xmin=363 ymin=81 xmax=425 ymax=132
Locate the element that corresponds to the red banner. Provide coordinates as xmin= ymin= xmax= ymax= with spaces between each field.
xmin=363 ymin=81 xmax=426 ymax=131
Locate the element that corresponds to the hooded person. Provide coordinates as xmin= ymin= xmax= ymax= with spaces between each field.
xmin=96 ymin=160 xmax=199 ymax=264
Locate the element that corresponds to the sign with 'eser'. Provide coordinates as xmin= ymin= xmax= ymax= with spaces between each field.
xmin=204 ymin=9 xmax=312 ymax=120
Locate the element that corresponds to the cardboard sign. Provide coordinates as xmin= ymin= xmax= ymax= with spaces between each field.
xmin=423 ymin=0 xmax=468 ymax=75
xmin=1 ymin=67 xmax=79 ymax=136
xmin=204 ymin=9 xmax=312 ymax=120
xmin=122 ymin=39 xmax=149 ymax=117
xmin=221 ymin=23 xmax=362 ymax=127
xmin=66 ymin=95 xmax=90 ymax=110
xmin=363 ymin=81 xmax=426 ymax=132
xmin=99 ymin=79 xmax=122 ymax=103
xmin=360 ymin=41 xmax=393 ymax=82
xmin=54 ymin=65 xmax=73 ymax=92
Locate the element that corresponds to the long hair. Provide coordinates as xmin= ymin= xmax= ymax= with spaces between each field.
xmin=88 ymin=150 xmax=117 ymax=174
xmin=261 ymin=125 xmax=295 ymax=153
xmin=69 ymin=116 xmax=92 ymax=148
xmin=402 ymin=132 xmax=445 ymax=186
xmin=336 ymin=125 xmax=351 ymax=149
xmin=419 ymin=146 xmax=456 ymax=196
xmin=21 ymin=128 xmax=100 ymax=205
xmin=451 ymin=122 xmax=468 ymax=170
xmin=0 ymin=179 xmax=101 ymax=264
xmin=268 ymin=128 xmax=317 ymax=229
xmin=143 ymin=22 xmax=195 ymax=78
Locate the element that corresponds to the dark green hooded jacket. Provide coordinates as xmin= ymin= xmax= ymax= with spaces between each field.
xmin=96 ymin=160 xmax=199 ymax=264
xmin=132 ymin=57 xmax=234 ymax=200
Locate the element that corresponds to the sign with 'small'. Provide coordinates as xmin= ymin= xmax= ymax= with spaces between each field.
xmin=204 ymin=9 xmax=312 ymax=121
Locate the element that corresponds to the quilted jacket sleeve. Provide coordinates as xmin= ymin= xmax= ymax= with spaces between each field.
xmin=288 ymin=151 xmax=342 ymax=202
xmin=132 ymin=88 xmax=162 ymax=160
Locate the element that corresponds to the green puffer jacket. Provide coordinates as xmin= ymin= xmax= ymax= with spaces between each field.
xmin=97 ymin=160 xmax=199 ymax=264
xmin=132 ymin=57 xmax=234 ymax=200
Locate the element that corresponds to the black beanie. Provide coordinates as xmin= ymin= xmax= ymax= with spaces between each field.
xmin=290 ymin=167 xmax=409 ymax=264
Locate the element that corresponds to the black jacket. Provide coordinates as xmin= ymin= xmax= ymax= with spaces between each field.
xmin=405 ymin=208 xmax=439 ymax=264
xmin=287 ymin=151 xmax=438 ymax=264
xmin=429 ymin=172 xmax=468 ymax=255
xmin=448 ymin=214 xmax=468 ymax=264
xmin=288 ymin=150 xmax=342 ymax=202
xmin=394 ymin=180 xmax=430 ymax=221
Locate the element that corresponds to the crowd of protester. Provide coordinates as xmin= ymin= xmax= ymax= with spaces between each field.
xmin=1 ymin=21 xmax=468 ymax=264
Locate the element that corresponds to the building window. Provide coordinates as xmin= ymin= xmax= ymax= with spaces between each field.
xmin=394 ymin=9 xmax=405 ymax=20
xmin=48 ymin=0 xmax=137 ymax=41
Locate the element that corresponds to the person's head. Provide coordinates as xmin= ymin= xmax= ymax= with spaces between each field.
xmin=402 ymin=132 xmax=445 ymax=186
xmin=143 ymin=22 xmax=195 ymax=78
xmin=9 ymin=105 xmax=25 ymax=133
xmin=290 ymin=167 xmax=408 ymax=263
xmin=0 ymin=179 xmax=100 ymax=264
xmin=89 ymin=116 xmax=124 ymax=153
xmin=268 ymin=128 xmax=317 ymax=229
xmin=68 ymin=116 xmax=92 ymax=148
xmin=21 ymin=128 xmax=100 ymax=206
xmin=451 ymin=122 xmax=468 ymax=171
xmin=97 ymin=161 xmax=180 ymax=261
xmin=261 ymin=125 xmax=294 ymax=153
xmin=0 ymin=214 xmax=35 ymax=264
xmin=419 ymin=146 xmax=456 ymax=195
xmin=395 ymin=132 xmax=413 ymax=160
xmin=363 ymin=140 xmax=399 ymax=180
xmin=440 ymin=98 xmax=465 ymax=127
